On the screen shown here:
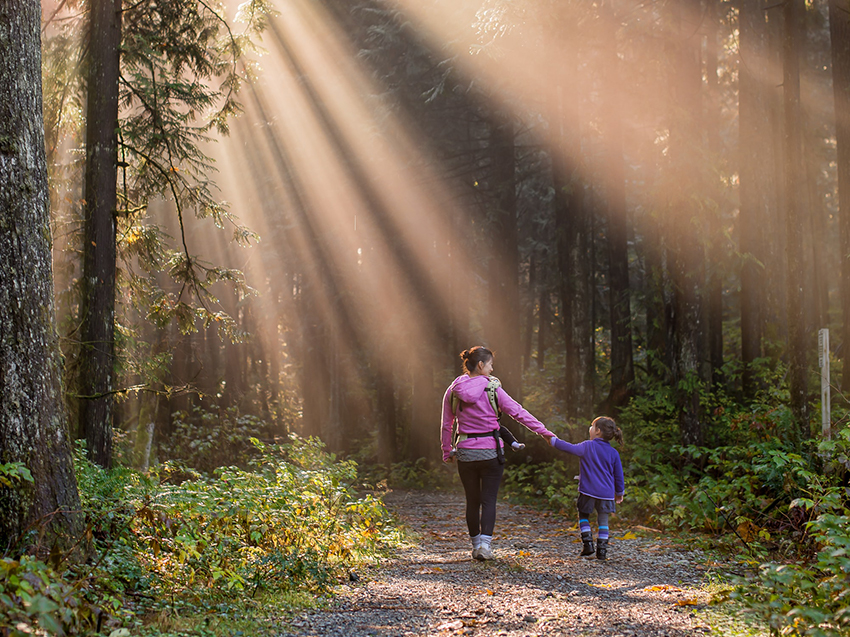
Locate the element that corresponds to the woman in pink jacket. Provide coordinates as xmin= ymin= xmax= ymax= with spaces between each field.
xmin=441 ymin=346 xmax=555 ymax=560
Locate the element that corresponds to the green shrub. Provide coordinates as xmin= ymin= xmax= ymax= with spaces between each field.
xmin=0 ymin=434 xmax=403 ymax=635
xmin=730 ymin=432 xmax=850 ymax=636
xmin=165 ymin=405 xmax=277 ymax=471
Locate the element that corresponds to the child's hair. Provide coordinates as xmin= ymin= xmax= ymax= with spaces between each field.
xmin=593 ymin=416 xmax=624 ymax=445
xmin=460 ymin=346 xmax=494 ymax=373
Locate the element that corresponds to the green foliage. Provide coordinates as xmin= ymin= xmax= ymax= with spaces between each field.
xmin=0 ymin=463 xmax=33 ymax=488
xmin=0 ymin=556 xmax=106 ymax=636
xmin=0 ymin=435 xmax=402 ymax=635
xmin=729 ymin=430 xmax=850 ymax=636
xmin=503 ymin=458 xmax=578 ymax=512
xmin=163 ymin=405 xmax=277 ymax=472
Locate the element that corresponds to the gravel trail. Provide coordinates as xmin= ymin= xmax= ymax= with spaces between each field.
xmin=283 ymin=490 xmax=737 ymax=637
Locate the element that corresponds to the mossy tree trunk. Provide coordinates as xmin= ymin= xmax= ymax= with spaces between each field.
xmin=78 ymin=0 xmax=122 ymax=468
xmin=0 ymin=0 xmax=81 ymax=545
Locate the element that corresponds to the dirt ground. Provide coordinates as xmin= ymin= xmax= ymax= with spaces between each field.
xmin=280 ymin=489 xmax=754 ymax=637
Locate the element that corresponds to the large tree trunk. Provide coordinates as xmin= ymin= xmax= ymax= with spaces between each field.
xmin=78 ymin=0 xmax=122 ymax=468
xmin=600 ymin=1 xmax=635 ymax=412
xmin=831 ymin=0 xmax=850 ymax=391
xmin=0 ymin=0 xmax=81 ymax=544
xmin=783 ymin=0 xmax=810 ymax=441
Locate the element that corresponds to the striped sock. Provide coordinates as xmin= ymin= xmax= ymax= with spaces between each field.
xmin=597 ymin=526 xmax=609 ymax=540
xmin=579 ymin=518 xmax=591 ymax=536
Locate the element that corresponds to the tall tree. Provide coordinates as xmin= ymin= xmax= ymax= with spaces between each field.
xmin=488 ymin=113 xmax=523 ymax=402
xmin=831 ymin=0 xmax=850 ymax=391
xmin=0 ymin=0 xmax=81 ymax=543
xmin=600 ymin=0 xmax=635 ymax=411
xmin=78 ymin=0 xmax=122 ymax=468
xmin=667 ymin=1 xmax=706 ymax=447
xmin=783 ymin=0 xmax=811 ymax=439
xmin=704 ymin=0 xmax=725 ymax=382
xmin=738 ymin=0 xmax=771 ymax=392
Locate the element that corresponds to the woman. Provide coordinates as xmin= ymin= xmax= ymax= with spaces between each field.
xmin=441 ymin=346 xmax=555 ymax=560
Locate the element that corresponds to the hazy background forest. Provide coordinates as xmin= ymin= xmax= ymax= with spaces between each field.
xmin=2 ymin=0 xmax=850 ymax=633
xmin=44 ymin=0 xmax=850 ymax=467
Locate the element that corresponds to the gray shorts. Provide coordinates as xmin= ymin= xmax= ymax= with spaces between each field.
xmin=577 ymin=493 xmax=616 ymax=515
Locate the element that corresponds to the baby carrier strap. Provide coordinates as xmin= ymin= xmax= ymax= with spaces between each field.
xmin=451 ymin=376 xmax=501 ymax=416
xmin=451 ymin=376 xmax=505 ymax=464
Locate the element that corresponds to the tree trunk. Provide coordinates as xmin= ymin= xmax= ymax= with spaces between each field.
xmin=0 ymin=0 xmax=81 ymax=544
xmin=738 ymin=0 xmax=771 ymax=392
xmin=553 ymin=86 xmax=593 ymax=420
xmin=537 ymin=284 xmax=549 ymax=370
xmin=668 ymin=2 xmax=706 ymax=447
xmin=600 ymin=1 xmax=635 ymax=412
xmin=782 ymin=0 xmax=810 ymax=441
xmin=830 ymin=0 xmax=850 ymax=391
xmin=78 ymin=0 xmax=122 ymax=468
xmin=523 ymin=256 xmax=537 ymax=372
xmin=705 ymin=0 xmax=724 ymax=382
xmin=487 ymin=114 xmax=522 ymax=402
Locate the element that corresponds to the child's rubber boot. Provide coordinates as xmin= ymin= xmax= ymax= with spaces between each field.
xmin=580 ymin=533 xmax=595 ymax=558
xmin=596 ymin=538 xmax=608 ymax=560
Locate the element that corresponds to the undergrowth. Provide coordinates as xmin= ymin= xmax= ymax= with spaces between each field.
xmin=0 ymin=435 xmax=403 ymax=636
xmin=509 ymin=356 xmax=850 ymax=637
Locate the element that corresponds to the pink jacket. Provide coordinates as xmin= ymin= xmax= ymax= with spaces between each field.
xmin=440 ymin=374 xmax=554 ymax=462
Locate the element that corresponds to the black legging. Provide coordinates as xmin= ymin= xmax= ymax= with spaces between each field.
xmin=457 ymin=458 xmax=504 ymax=536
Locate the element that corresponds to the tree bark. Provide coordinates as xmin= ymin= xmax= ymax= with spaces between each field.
xmin=600 ymin=1 xmax=635 ymax=412
xmin=738 ymin=0 xmax=771 ymax=392
xmin=487 ymin=114 xmax=522 ymax=403
xmin=668 ymin=1 xmax=706 ymax=447
xmin=78 ymin=0 xmax=122 ymax=468
xmin=0 ymin=0 xmax=81 ymax=545
xmin=537 ymin=283 xmax=549 ymax=370
xmin=830 ymin=0 xmax=850 ymax=391
xmin=705 ymin=0 xmax=724 ymax=382
xmin=783 ymin=0 xmax=810 ymax=440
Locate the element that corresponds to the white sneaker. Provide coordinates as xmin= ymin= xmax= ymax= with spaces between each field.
xmin=471 ymin=547 xmax=480 ymax=560
xmin=475 ymin=545 xmax=493 ymax=561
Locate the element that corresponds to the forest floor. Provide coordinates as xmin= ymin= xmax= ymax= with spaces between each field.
xmin=279 ymin=490 xmax=766 ymax=637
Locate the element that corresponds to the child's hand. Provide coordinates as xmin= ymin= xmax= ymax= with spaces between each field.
xmin=615 ymin=495 xmax=623 ymax=504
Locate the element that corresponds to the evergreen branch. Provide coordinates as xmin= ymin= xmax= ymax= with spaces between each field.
xmin=42 ymin=0 xmax=71 ymax=34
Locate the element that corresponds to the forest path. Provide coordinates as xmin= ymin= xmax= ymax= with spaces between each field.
xmin=281 ymin=490 xmax=746 ymax=637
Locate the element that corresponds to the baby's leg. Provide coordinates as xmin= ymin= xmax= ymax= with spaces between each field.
xmin=499 ymin=426 xmax=525 ymax=450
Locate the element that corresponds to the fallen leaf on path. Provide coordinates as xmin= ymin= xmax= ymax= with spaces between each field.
xmin=675 ymin=598 xmax=700 ymax=606
xmin=633 ymin=525 xmax=663 ymax=533
xmin=416 ymin=567 xmax=444 ymax=574
xmin=643 ymin=585 xmax=683 ymax=592
xmin=620 ymin=531 xmax=638 ymax=540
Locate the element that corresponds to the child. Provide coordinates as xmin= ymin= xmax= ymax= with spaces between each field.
xmin=548 ymin=417 xmax=624 ymax=560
